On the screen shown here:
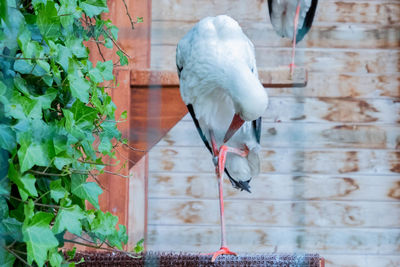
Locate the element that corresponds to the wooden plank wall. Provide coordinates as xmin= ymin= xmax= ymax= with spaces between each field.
xmin=147 ymin=1 xmax=400 ymax=266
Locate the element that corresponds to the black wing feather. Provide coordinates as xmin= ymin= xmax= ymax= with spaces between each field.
xmin=252 ymin=117 xmax=262 ymax=144
xmin=296 ymin=0 xmax=318 ymax=43
xmin=186 ymin=104 xmax=212 ymax=154
xmin=267 ymin=0 xmax=273 ymax=19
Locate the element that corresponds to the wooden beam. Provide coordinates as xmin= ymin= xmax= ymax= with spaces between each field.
xmin=130 ymin=67 xmax=308 ymax=88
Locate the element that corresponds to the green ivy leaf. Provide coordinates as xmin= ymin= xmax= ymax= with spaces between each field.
xmin=117 ymin=50 xmax=128 ymax=66
xmin=53 ymin=205 xmax=85 ymax=236
xmin=54 ymin=154 xmax=73 ymax=170
xmin=50 ymin=179 xmax=68 ymax=202
xmin=0 ymin=124 xmax=16 ymax=152
xmin=37 ymin=1 xmax=61 ymax=40
xmin=18 ymin=138 xmax=50 ymax=172
xmin=49 ymin=248 xmax=63 ymax=267
xmin=110 ymin=26 xmax=118 ymax=40
xmin=120 ymin=110 xmax=127 ymax=119
xmin=17 ymin=27 xmax=32 ymax=57
xmin=8 ymin=164 xmax=38 ymax=199
xmin=66 ymin=37 xmax=88 ymax=58
xmin=71 ymin=174 xmax=102 ymax=209
xmin=58 ymin=0 xmax=80 ymax=31
xmin=22 ymin=211 xmax=58 ymax=267
xmin=2 ymin=217 xmax=23 ymax=241
xmin=98 ymin=134 xmax=112 ymax=154
xmin=104 ymin=38 xmax=113 ymax=49
xmin=96 ymin=60 xmax=113 ymax=81
xmin=0 ymin=0 xmax=8 ymax=24
xmin=24 ymin=199 xmax=34 ymax=221
xmin=68 ymin=74 xmax=91 ymax=103
xmin=91 ymin=211 xmax=118 ymax=236
xmin=134 ymin=238 xmax=144 ymax=253
xmin=79 ymin=0 xmax=108 ymax=17
xmin=108 ymin=224 xmax=128 ymax=249
xmin=0 ymin=241 xmax=16 ymax=267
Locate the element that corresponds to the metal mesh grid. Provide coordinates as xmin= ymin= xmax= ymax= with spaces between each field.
xmin=71 ymin=251 xmax=323 ymax=266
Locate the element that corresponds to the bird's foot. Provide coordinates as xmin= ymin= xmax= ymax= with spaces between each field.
xmin=217 ymin=145 xmax=249 ymax=177
xmin=202 ymin=246 xmax=237 ymax=262
xmin=289 ymin=62 xmax=297 ymax=77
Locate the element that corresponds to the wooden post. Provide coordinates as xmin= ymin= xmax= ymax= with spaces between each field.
xmin=84 ymin=0 xmax=152 ymax=251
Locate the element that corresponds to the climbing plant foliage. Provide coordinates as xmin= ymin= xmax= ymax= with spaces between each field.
xmin=0 ymin=0 xmax=133 ymax=265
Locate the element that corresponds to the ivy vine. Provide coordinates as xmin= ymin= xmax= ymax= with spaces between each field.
xmin=0 ymin=0 xmax=141 ymax=266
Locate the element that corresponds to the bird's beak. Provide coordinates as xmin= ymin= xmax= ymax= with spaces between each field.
xmin=223 ymin=113 xmax=245 ymax=143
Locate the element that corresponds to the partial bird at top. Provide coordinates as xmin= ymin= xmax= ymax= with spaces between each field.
xmin=176 ymin=15 xmax=268 ymax=261
xmin=268 ymin=0 xmax=318 ymax=74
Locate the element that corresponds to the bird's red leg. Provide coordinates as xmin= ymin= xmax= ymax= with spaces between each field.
xmin=210 ymin=145 xmax=248 ymax=262
xmin=290 ymin=0 xmax=301 ymax=77
xmin=205 ymin=131 xmax=249 ymax=262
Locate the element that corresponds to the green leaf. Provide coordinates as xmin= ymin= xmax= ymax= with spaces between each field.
xmin=8 ymin=164 xmax=38 ymax=199
xmin=19 ymin=173 xmax=38 ymax=197
xmin=17 ymin=27 xmax=32 ymax=57
xmin=134 ymin=238 xmax=144 ymax=253
xmin=18 ymin=138 xmax=50 ymax=172
xmin=91 ymin=211 xmax=118 ymax=236
xmin=104 ymin=38 xmax=113 ymax=48
xmin=53 ymin=135 xmax=67 ymax=155
xmin=0 ymin=124 xmax=16 ymax=151
xmin=35 ymin=87 xmax=57 ymax=109
xmin=13 ymin=57 xmax=48 ymax=76
xmin=54 ymin=155 xmax=73 ymax=170
xmin=24 ymin=199 xmax=34 ymax=222
xmin=71 ymin=174 xmax=102 ymax=209
xmin=13 ymin=59 xmax=34 ymax=74
xmin=49 ymin=249 xmax=63 ymax=267
xmin=117 ymin=50 xmax=128 ymax=66
xmin=13 ymin=76 xmax=30 ymax=95
xmin=98 ymin=134 xmax=112 ymax=154
xmin=53 ymin=205 xmax=85 ymax=235
xmin=96 ymin=60 xmax=113 ymax=81
xmin=55 ymin=44 xmax=72 ymax=71
xmin=66 ymin=37 xmax=88 ymax=58
xmin=22 ymin=212 xmax=58 ymax=267
xmin=137 ymin=17 xmax=143 ymax=23
xmin=108 ymin=224 xmax=128 ymax=249
xmin=120 ymin=110 xmax=127 ymax=119
xmin=2 ymin=217 xmax=23 ymax=241
xmin=58 ymin=0 xmax=80 ymax=31
xmin=37 ymin=1 xmax=61 ymax=39
xmin=37 ymin=59 xmax=50 ymax=73
xmin=66 ymin=246 xmax=76 ymax=260
xmin=88 ymin=68 xmax=103 ymax=83
xmin=50 ymin=179 xmax=68 ymax=202
xmin=32 ymin=0 xmax=47 ymax=9
xmin=109 ymin=26 xmax=118 ymax=40
xmin=68 ymin=74 xmax=91 ymax=103
xmin=0 ymin=241 xmax=16 ymax=267
xmin=79 ymin=0 xmax=108 ymax=17
xmin=0 ymin=0 xmax=8 ymax=23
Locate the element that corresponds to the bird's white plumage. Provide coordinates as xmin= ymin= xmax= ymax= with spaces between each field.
xmin=269 ymin=0 xmax=312 ymax=40
xmin=176 ymin=15 xmax=268 ymax=183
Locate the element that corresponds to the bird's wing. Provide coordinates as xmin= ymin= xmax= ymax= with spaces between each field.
xmin=176 ymin=42 xmax=184 ymax=78
xmin=186 ymin=104 xmax=212 ymax=154
xmin=296 ymin=0 xmax=318 ymax=43
xmin=252 ymin=117 xmax=262 ymax=144
xmin=268 ymin=0 xmax=317 ymax=43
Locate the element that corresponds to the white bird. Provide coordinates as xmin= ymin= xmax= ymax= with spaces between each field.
xmin=176 ymin=15 xmax=268 ymax=261
xmin=268 ymin=0 xmax=318 ymax=74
